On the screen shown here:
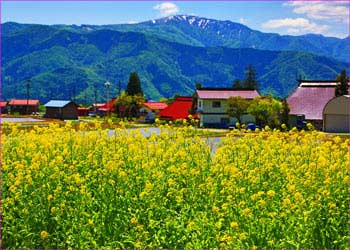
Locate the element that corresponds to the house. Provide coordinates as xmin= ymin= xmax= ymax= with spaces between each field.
xmin=44 ymin=100 xmax=78 ymax=120
xmin=0 ymin=101 xmax=8 ymax=114
xmin=287 ymin=80 xmax=347 ymax=129
xmin=98 ymin=98 xmax=116 ymax=116
xmin=158 ymin=96 xmax=196 ymax=121
xmin=196 ymin=88 xmax=260 ymax=128
xmin=77 ymin=107 xmax=89 ymax=117
xmin=8 ymin=99 xmax=40 ymax=115
xmin=323 ymin=95 xmax=350 ymax=133
xmin=140 ymin=102 xmax=168 ymax=122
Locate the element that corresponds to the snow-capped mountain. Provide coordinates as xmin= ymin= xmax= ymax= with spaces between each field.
xmin=138 ymin=15 xmax=349 ymax=63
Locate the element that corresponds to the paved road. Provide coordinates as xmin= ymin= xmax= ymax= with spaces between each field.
xmin=1 ymin=117 xmax=44 ymax=123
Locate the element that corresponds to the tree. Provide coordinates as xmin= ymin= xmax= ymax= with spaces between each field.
xmin=243 ymin=65 xmax=258 ymax=90
xmin=189 ymin=82 xmax=202 ymax=115
xmin=126 ymin=72 xmax=143 ymax=96
xmin=114 ymin=92 xmax=145 ymax=118
xmin=232 ymin=79 xmax=242 ymax=89
xmin=280 ymin=99 xmax=290 ymax=126
xmin=247 ymin=96 xmax=281 ymax=127
xmin=335 ymin=69 xmax=349 ymax=97
xmin=227 ymin=96 xmax=250 ymax=123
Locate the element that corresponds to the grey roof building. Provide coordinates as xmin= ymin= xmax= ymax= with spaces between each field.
xmin=44 ymin=100 xmax=78 ymax=120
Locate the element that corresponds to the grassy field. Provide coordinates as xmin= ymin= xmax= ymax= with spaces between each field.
xmin=2 ymin=122 xmax=349 ymax=248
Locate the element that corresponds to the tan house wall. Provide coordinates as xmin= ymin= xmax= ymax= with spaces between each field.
xmin=323 ymin=96 xmax=350 ymax=133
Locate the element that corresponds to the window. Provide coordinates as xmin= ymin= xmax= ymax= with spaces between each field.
xmin=198 ymin=101 xmax=202 ymax=108
xmin=212 ymin=101 xmax=221 ymax=108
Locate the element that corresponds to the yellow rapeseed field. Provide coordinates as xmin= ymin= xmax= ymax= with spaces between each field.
xmin=2 ymin=122 xmax=349 ymax=248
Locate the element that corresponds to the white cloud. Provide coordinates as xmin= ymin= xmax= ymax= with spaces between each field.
xmin=287 ymin=28 xmax=300 ymax=34
xmin=153 ymin=2 xmax=179 ymax=17
xmin=127 ymin=21 xmax=138 ymax=24
xmin=239 ymin=18 xmax=247 ymax=24
xmin=283 ymin=1 xmax=349 ymax=23
xmin=262 ymin=17 xmax=329 ymax=35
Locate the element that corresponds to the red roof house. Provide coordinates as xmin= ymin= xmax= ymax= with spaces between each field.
xmin=8 ymin=99 xmax=40 ymax=115
xmin=99 ymin=98 xmax=116 ymax=112
xmin=0 ymin=101 xmax=8 ymax=114
xmin=158 ymin=96 xmax=197 ymax=121
xmin=77 ymin=107 xmax=90 ymax=117
xmin=143 ymin=102 xmax=168 ymax=112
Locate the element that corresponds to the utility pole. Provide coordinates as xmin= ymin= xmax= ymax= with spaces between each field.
xmin=94 ymin=88 xmax=97 ymax=114
xmin=26 ymin=79 xmax=30 ymax=115
xmin=105 ymin=81 xmax=111 ymax=118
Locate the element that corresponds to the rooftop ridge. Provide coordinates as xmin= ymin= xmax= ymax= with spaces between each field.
xmin=197 ymin=87 xmax=257 ymax=91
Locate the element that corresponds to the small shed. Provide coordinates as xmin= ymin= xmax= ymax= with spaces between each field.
xmin=44 ymin=100 xmax=78 ymax=120
xmin=323 ymin=95 xmax=350 ymax=133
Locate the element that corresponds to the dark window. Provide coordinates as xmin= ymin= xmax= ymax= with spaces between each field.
xmin=212 ymin=101 xmax=221 ymax=108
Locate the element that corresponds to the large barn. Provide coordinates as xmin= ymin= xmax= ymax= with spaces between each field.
xmin=287 ymin=80 xmax=342 ymax=129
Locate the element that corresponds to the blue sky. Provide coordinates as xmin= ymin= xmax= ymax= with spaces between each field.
xmin=2 ymin=1 xmax=349 ymax=38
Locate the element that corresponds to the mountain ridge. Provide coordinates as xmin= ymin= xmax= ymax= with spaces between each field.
xmin=3 ymin=15 xmax=349 ymax=64
xmin=2 ymin=17 xmax=349 ymax=103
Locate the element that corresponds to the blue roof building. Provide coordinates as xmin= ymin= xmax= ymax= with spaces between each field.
xmin=44 ymin=100 xmax=78 ymax=120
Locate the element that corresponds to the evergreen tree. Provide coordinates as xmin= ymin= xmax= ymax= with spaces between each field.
xmin=232 ymin=79 xmax=242 ymax=89
xmin=190 ymin=82 xmax=202 ymax=115
xmin=335 ymin=69 xmax=349 ymax=97
xmin=243 ymin=65 xmax=258 ymax=90
xmin=126 ymin=72 xmax=143 ymax=96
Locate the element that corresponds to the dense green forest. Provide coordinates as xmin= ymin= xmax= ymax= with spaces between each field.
xmin=2 ymin=18 xmax=349 ymax=103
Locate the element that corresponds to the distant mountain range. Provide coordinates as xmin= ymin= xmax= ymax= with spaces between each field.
xmin=2 ymin=15 xmax=349 ymax=103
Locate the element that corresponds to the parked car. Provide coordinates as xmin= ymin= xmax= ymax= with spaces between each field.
xmin=247 ymin=123 xmax=261 ymax=131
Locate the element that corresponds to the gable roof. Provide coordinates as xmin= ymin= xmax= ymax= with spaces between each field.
xmin=44 ymin=100 xmax=74 ymax=108
xmin=8 ymin=99 xmax=40 ymax=106
xmin=0 ymin=101 xmax=8 ymax=107
xmin=143 ymin=102 xmax=168 ymax=110
xmin=287 ymin=80 xmax=350 ymax=120
xmin=158 ymin=96 xmax=197 ymax=120
xmin=100 ymin=98 xmax=116 ymax=112
xmin=197 ymin=89 xmax=260 ymax=99
xmin=287 ymin=86 xmax=336 ymax=120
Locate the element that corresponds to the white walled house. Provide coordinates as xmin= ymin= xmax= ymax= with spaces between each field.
xmin=196 ymin=88 xmax=260 ymax=128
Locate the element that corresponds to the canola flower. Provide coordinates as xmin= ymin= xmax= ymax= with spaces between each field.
xmin=2 ymin=121 xmax=349 ymax=248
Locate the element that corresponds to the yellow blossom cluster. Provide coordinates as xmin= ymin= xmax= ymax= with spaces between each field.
xmin=2 ymin=122 xmax=349 ymax=248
